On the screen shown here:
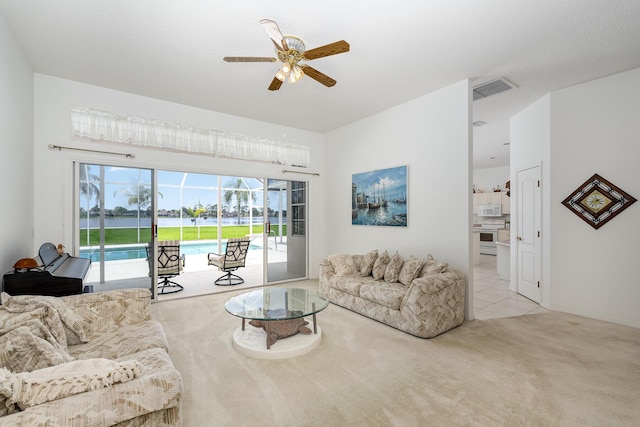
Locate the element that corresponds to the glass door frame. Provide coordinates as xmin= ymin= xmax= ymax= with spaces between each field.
xmin=74 ymin=161 xmax=157 ymax=298
xmin=263 ymin=178 xmax=308 ymax=285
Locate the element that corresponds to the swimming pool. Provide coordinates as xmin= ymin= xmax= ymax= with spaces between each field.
xmin=80 ymin=240 xmax=260 ymax=262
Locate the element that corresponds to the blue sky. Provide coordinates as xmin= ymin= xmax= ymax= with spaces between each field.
xmin=81 ymin=165 xmax=282 ymax=211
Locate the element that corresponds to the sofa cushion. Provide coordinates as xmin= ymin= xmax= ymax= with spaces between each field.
xmin=1 ymin=292 xmax=88 ymax=345
xmin=0 ymin=326 xmax=73 ymax=373
xmin=328 ymin=253 xmax=359 ymax=275
xmin=359 ymin=282 xmax=408 ymax=310
xmin=360 ymin=250 xmax=378 ymax=277
xmin=329 ymin=274 xmax=368 ymax=297
xmin=0 ymin=358 xmax=141 ymax=410
xmin=68 ymin=320 xmax=169 ymax=360
xmin=372 ymin=250 xmax=390 ymax=280
xmin=398 ymin=257 xmax=425 ymax=286
xmin=384 ymin=251 xmax=404 ymax=283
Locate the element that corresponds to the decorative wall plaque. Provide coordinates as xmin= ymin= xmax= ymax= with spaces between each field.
xmin=561 ymin=174 xmax=636 ymax=229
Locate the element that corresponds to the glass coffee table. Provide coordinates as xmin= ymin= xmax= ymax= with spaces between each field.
xmin=225 ymin=288 xmax=329 ymax=350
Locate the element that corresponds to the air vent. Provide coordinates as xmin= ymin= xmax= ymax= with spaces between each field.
xmin=473 ymin=78 xmax=517 ymax=101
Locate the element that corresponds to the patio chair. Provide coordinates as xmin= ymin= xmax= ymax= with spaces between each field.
xmin=146 ymin=240 xmax=185 ymax=294
xmin=207 ymin=237 xmax=251 ymax=286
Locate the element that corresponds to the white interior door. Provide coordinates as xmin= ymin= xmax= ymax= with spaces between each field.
xmin=516 ymin=165 xmax=541 ymax=302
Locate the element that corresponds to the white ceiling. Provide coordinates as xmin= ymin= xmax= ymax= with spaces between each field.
xmin=2 ymin=1 xmax=640 ymax=169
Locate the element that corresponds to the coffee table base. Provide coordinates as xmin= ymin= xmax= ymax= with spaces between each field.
xmin=231 ymin=325 xmax=322 ymax=359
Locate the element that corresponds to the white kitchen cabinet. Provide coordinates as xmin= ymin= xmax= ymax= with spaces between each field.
xmin=497 ymin=229 xmax=510 ymax=242
xmin=476 ymin=192 xmax=502 ymax=205
xmin=501 ymin=192 xmax=510 ymax=214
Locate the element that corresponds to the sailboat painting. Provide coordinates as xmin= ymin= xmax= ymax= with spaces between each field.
xmin=352 ymin=165 xmax=408 ymax=227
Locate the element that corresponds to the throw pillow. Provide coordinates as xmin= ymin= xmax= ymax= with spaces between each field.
xmin=0 ymin=326 xmax=73 ymax=373
xmin=352 ymin=255 xmax=364 ymax=271
xmin=0 ymin=358 xmax=141 ymax=410
xmin=418 ymin=254 xmax=449 ymax=277
xmin=384 ymin=251 xmax=404 ymax=283
xmin=398 ymin=257 xmax=425 ymax=286
xmin=328 ymin=254 xmax=359 ymax=276
xmin=2 ymin=292 xmax=88 ymax=345
xmin=360 ymin=249 xmax=378 ymax=277
xmin=372 ymin=250 xmax=390 ymax=280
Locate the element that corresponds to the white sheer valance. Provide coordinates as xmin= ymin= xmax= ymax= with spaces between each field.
xmin=70 ymin=106 xmax=310 ymax=167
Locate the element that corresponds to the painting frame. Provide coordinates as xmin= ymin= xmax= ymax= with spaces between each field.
xmin=351 ymin=165 xmax=408 ymax=227
xmin=561 ymin=173 xmax=636 ymax=230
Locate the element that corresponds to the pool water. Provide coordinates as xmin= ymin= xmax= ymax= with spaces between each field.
xmin=80 ymin=241 xmax=259 ymax=262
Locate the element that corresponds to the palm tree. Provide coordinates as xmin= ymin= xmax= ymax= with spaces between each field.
xmin=80 ymin=164 xmax=100 ymax=245
xmin=114 ymin=182 xmax=161 ymax=212
xmin=185 ymin=201 xmax=208 ymax=239
xmin=114 ymin=182 xmax=163 ymax=242
xmin=223 ymin=178 xmax=256 ymax=225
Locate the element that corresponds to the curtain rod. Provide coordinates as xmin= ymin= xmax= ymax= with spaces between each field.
xmin=49 ymin=144 xmax=135 ymax=158
xmin=282 ymin=169 xmax=320 ymax=176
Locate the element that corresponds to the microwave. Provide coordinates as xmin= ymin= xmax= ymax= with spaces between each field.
xmin=478 ymin=204 xmax=502 ymax=217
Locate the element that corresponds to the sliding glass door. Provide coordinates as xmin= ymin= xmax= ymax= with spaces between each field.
xmin=76 ymin=164 xmax=308 ymax=296
xmin=77 ymin=163 xmax=155 ymax=294
xmin=265 ymin=179 xmax=307 ymax=283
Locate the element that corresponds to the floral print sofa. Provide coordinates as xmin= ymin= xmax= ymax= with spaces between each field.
xmin=0 ymin=288 xmax=182 ymax=426
xmin=319 ymin=251 xmax=465 ymax=338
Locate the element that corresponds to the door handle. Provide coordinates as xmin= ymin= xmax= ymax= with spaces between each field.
xmin=517 ymin=236 xmax=522 ymax=241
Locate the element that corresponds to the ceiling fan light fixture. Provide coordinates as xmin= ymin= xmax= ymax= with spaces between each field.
xmin=289 ymin=66 xmax=303 ymax=83
xmin=275 ymin=67 xmax=287 ymax=81
xmin=292 ymin=65 xmax=304 ymax=81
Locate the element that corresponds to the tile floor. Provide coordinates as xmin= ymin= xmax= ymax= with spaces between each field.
xmin=473 ymin=254 xmax=548 ymax=320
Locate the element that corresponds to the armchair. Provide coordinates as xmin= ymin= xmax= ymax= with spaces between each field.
xmin=146 ymin=240 xmax=185 ymax=295
xmin=207 ymin=237 xmax=250 ymax=286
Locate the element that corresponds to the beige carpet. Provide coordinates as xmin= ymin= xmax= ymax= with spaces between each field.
xmin=151 ymin=281 xmax=640 ymax=426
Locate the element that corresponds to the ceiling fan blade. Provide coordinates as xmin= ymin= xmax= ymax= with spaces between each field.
xmin=300 ymin=65 xmax=337 ymax=87
xmin=223 ymin=56 xmax=276 ymax=62
xmin=259 ymin=19 xmax=286 ymax=51
xmin=268 ymin=76 xmax=283 ymax=91
xmin=303 ymin=40 xmax=350 ymax=60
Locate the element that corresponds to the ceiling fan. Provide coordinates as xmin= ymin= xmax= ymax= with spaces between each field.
xmin=223 ymin=19 xmax=350 ymax=91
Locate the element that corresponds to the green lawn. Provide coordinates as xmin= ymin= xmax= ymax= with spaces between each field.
xmin=79 ymin=225 xmax=286 ymax=246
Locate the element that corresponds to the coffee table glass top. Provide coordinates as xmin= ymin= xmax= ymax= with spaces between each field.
xmin=225 ymin=288 xmax=328 ymax=321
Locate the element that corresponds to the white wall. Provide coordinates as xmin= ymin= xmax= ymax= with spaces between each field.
xmin=510 ymin=95 xmax=551 ymax=304
xmin=0 ymin=16 xmax=34 ymax=270
xmin=511 ymin=68 xmax=640 ymax=328
xmin=325 ymin=80 xmax=474 ymax=318
xmin=473 ymin=166 xmax=510 ymax=194
xmin=32 ymin=75 xmax=326 ymax=277
xmin=549 ymin=68 xmax=640 ymax=327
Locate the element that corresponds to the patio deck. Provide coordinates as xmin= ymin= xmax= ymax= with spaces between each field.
xmin=84 ymin=238 xmax=307 ymax=301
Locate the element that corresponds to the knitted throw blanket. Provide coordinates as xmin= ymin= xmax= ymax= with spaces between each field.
xmin=0 ymin=358 xmax=141 ymax=409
